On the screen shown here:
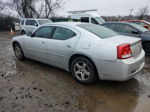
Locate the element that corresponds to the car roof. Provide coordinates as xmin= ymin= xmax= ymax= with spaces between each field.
xmin=102 ymin=21 xmax=135 ymax=26
xmin=41 ymin=22 xmax=85 ymax=27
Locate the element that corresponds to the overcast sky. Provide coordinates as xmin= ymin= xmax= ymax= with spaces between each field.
xmin=60 ymin=0 xmax=150 ymax=16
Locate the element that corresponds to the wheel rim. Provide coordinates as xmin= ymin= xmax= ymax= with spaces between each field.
xmin=73 ymin=61 xmax=91 ymax=81
xmin=14 ymin=45 xmax=22 ymax=58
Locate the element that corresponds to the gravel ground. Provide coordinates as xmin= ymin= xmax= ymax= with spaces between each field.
xmin=0 ymin=31 xmax=150 ymax=112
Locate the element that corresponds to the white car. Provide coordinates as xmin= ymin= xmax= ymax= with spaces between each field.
xmin=20 ymin=18 xmax=52 ymax=34
xmin=12 ymin=22 xmax=145 ymax=84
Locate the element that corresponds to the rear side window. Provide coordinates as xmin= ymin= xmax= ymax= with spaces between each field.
xmin=53 ymin=27 xmax=76 ymax=40
xmin=77 ymin=24 xmax=118 ymax=39
xmin=81 ymin=17 xmax=89 ymax=23
xmin=33 ymin=26 xmax=53 ymax=38
xmin=26 ymin=20 xmax=38 ymax=26
xmin=111 ymin=24 xmax=136 ymax=33
xmin=21 ymin=20 xmax=24 ymax=25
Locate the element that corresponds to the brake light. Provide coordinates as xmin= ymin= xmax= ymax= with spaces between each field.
xmin=117 ymin=44 xmax=132 ymax=59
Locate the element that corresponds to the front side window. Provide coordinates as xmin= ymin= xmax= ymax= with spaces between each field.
xmin=91 ymin=18 xmax=99 ymax=24
xmin=26 ymin=20 xmax=38 ymax=26
xmin=77 ymin=24 xmax=118 ymax=39
xmin=95 ymin=17 xmax=105 ymax=24
xmin=33 ymin=26 xmax=53 ymax=38
xmin=53 ymin=27 xmax=76 ymax=40
xmin=81 ymin=17 xmax=89 ymax=23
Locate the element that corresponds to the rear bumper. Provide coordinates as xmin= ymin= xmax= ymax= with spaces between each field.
xmin=95 ymin=50 xmax=145 ymax=81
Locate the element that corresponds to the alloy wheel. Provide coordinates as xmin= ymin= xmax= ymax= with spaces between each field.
xmin=73 ymin=61 xmax=91 ymax=81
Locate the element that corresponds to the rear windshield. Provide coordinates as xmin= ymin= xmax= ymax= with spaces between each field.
xmin=37 ymin=19 xmax=52 ymax=25
xmin=77 ymin=24 xmax=118 ymax=39
xmin=130 ymin=23 xmax=149 ymax=32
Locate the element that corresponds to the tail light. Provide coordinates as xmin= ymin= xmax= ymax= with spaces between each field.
xmin=117 ymin=44 xmax=132 ymax=59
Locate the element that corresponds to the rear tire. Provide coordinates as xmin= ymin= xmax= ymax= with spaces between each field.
xmin=13 ymin=43 xmax=25 ymax=60
xmin=21 ymin=30 xmax=26 ymax=35
xmin=71 ymin=57 xmax=97 ymax=85
xmin=143 ymin=42 xmax=150 ymax=56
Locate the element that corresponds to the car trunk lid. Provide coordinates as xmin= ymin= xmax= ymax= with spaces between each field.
xmin=104 ymin=35 xmax=142 ymax=58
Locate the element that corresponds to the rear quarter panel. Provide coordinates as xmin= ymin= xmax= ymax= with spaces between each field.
xmin=74 ymin=31 xmax=117 ymax=61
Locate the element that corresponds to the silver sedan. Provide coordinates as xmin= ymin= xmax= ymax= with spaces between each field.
xmin=12 ymin=22 xmax=145 ymax=84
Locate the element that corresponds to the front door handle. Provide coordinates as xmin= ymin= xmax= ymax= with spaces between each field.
xmin=67 ymin=45 xmax=71 ymax=48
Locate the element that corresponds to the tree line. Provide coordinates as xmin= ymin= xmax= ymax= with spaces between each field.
xmin=0 ymin=0 xmax=65 ymax=18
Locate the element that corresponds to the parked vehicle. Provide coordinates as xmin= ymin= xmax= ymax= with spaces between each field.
xmin=123 ymin=20 xmax=150 ymax=30
xmin=102 ymin=22 xmax=150 ymax=55
xmin=68 ymin=9 xmax=105 ymax=24
xmin=12 ymin=22 xmax=145 ymax=84
xmin=20 ymin=18 xmax=52 ymax=34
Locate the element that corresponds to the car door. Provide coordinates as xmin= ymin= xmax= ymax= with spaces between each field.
xmin=25 ymin=20 xmax=38 ymax=33
xmin=113 ymin=24 xmax=140 ymax=37
xmin=46 ymin=26 xmax=80 ymax=69
xmin=25 ymin=26 xmax=53 ymax=62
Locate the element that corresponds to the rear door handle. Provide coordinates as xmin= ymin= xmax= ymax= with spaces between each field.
xmin=41 ymin=41 xmax=45 ymax=44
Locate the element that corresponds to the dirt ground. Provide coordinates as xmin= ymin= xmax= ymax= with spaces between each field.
xmin=0 ymin=31 xmax=150 ymax=112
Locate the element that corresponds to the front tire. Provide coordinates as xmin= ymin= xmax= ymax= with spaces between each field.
xmin=13 ymin=43 xmax=25 ymax=60
xmin=71 ymin=57 xmax=97 ymax=85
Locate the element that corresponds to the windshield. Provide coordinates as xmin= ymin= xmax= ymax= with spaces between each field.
xmin=131 ymin=23 xmax=149 ymax=32
xmin=95 ymin=17 xmax=105 ymax=24
xmin=77 ymin=24 xmax=118 ymax=39
xmin=37 ymin=19 xmax=52 ymax=25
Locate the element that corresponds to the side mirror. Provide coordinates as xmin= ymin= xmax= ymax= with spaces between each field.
xmin=27 ymin=31 xmax=33 ymax=37
xmin=34 ymin=23 xmax=38 ymax=26
xmin=131 ymin=30 xmax=139 ymax=34
xmin=144 ymin=25 xmax=149 ymax=29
